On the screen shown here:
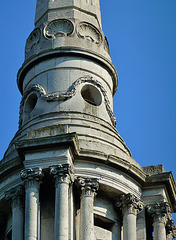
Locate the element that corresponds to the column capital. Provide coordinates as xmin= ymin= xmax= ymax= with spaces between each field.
xmin=116 ymin=193 xmax=143 ymax=216
xmin=50 ymin=164 xmax=74 ymax=184
xmin=166 ymin=218 xmax=176 ymax=239
xmin=77 ymin=177 xmax=99 ymax=197
xmin=5 ymin=185 xmax=24 ymax=208
xmin=147 ymin=202 xmax=171 ymax=225
xmin=21 ymin=168 xmax=44 ymax=189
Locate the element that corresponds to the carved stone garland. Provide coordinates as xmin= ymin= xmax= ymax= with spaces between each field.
xmin=19 ymin=75 xmax=116 ymax=128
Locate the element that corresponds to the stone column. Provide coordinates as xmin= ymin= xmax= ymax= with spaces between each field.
xmin=21 ymin=168 xmax=44 ymax=240
xmin=116 ymin=193 xmax=143 ymax=240
xmin=50 ymin=164 xmax=73 ymax=240
xmin=147 ymin=202 xmax=171 ymax=240
xmin=5 ymin=186 xmax=24 ymax=240
xmin=78 ymin=177 xmax=99 ymax=240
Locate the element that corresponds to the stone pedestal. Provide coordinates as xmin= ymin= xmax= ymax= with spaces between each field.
xmin=50 ymin=164 xmax=73 ymax=240
xmin=116 ymin=193 xmax=143 ymax=240
xmin=78 ymin=178 xmax=99 ymax=240
xmin=21 ymin=168 xmax=43 ymax=240
xmin=5 ymin=186 xmax=24 ymax=240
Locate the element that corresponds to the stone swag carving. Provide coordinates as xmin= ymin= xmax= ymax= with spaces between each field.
xmin=19 ymin=75 xmax=116 ymax=127
xmin=116 ymin=193 xmax=143 ymax=216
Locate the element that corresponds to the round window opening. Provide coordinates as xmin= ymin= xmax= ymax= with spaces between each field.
xmin=81 ymin=84 xmax=102 ymax=106
xmin=25 ymin=93 xmax=38 ymax=113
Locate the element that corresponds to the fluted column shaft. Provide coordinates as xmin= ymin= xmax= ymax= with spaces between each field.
xmin=50 ymin=164 xmax=73 ymax=240
xmin=5 ymin=186 xmax=24 ymax=240
xmin=78 ymin=178 xmax=99 ymax=240
xmin=116 ymin=193 xmax=143 ymax=240
xmin=21 ymin=168 xmax=43 ymax=240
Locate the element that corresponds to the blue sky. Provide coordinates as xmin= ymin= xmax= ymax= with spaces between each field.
xmin=0 ymin=0 xmax=176 ymax=219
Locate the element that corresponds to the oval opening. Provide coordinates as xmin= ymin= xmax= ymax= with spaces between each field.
xmin=81 ymin=84 xmax=102 ymax=106
xmin=24 ymin=93 xmax=38 ymax=114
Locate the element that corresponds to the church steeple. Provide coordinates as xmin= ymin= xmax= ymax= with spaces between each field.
xmin=1 ymin=2 xmax=176 ymax=240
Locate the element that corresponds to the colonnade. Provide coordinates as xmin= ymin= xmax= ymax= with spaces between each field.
xmin=2 ymin=165 xmax=175 ymax=240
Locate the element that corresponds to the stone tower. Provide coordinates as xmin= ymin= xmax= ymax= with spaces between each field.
xmin=0 ymin=1 xmax=176 ymax=240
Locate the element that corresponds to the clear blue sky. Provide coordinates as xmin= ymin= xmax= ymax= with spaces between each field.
xmin=0 ymin=0 xmax=176 ymax=219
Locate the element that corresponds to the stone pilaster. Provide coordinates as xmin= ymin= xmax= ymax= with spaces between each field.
xmin=116 ymin=193 xmax=143 ymax=240
xmin=50 ymin=164 xmax=73 ymax=240
xmin=77 ymin=177 xmax=99 ymax=240
xmin=21 ymin=168 xmax=44 ymax=240
xmin=147 ymin=202 xmax=172 ymax=240
xmin=5 ymin=186 xmax=24 ymax=240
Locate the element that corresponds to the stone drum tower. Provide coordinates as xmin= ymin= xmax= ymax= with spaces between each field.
xmin=0 ymin=1 xmax=176 ymax=240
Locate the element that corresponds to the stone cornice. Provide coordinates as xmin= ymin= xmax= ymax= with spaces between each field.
xmin=145 ymin=172 xmax=176 ymax=211
xmin=15 ymin=132 xmax=79 ymax=161
xmin=17 ymin=47 xmax=118 ymax=95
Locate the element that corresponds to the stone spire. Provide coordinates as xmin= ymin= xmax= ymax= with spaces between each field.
xmin=16 ymin=0 xmax=133 ymax=168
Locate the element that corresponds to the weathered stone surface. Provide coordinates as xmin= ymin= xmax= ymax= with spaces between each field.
xmin=1 ymin=0 xmax=176 ymax=239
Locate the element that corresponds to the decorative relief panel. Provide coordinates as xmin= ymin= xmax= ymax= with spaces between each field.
xmin=19 ymin=76 xmax=116 ymax=128
xmin=76 ymin=22 xmax=102 ymax=45
xmin=44 ymin=19 xmax=74 ymax=39
xmin=25 ymin=28 xmax=41 ymax=55
xmin=104 ymin=36 xmax=110 ymax=54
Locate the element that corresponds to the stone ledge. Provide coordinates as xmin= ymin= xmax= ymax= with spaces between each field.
xmin=15 ymin=132 xmax=79 ymax=161
xmin=143 ymin=165 xmax=165 ymax=176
